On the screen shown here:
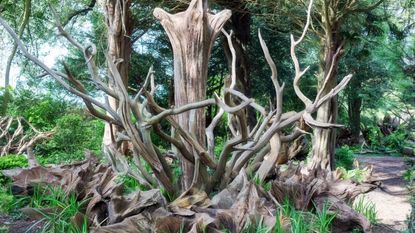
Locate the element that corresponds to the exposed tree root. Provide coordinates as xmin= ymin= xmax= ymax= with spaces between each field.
xmin=2 ymin=155 xmax=379 ymax=232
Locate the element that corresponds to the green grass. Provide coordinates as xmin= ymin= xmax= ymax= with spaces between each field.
xmin=0 ymin=186 xmax=15 ymax=214
xmin=353 ymin=197 xmax=377 ymax=224
xmin=0 ymin=225 xmax=9 ymax=233
xmin=269 ymin=199 xmax=336 ymax=233
xmin=313 ymin=201 xmax=336 ymax=233
xmin=242 ymin=217 xmax=270 ymax=233
xmin=12 ymin=185 xmax=89 ymax=233
xmin=335 ymin=145 xmax=355 ymax=170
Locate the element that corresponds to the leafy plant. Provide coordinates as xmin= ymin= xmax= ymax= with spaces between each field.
xmin=0 ymin=225 xmax=9 ymax=233
xmin=335 ymin=145 xmax=355 ymax=170
xmin=37 ymin=114 xmax=104 ymax=164
xmin=353 ymin=197 xmax=377 ymax=224
xmin=0 ymin=154 xmax=28 ymax=185
xmin=338 ymin=167 xmax=369 ymax=183
xmin=313 ymin=201 xmax=336 ymax=233
xmin=13 ymin=185 xmax=89 ymax=232
xmin=0 ymin=187 xmax=15 ymax=214
xmin=384 ymin=127 xmax=408 ymax=150
xmin=0 ymin=154 xmax=28 ymax=170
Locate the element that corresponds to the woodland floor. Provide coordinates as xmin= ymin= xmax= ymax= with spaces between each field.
xmin=0 ymin=156 xmax=412 ymax=233
xmin=0 ymin=215 xmax=42 ymax=233
xmin=357 ymin=156 xmax=412 ymax=233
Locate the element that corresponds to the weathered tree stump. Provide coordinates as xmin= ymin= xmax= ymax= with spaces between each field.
xmin=154 ymin=0 xmax=231 ymax=190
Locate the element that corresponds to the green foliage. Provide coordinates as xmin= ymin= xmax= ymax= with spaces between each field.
xmin=353 ymin=197 xmax=377 ymax=224
xmin=116 ymin=174 xmax=150 ymax=194
xmin=242 ymin=217 xmax=270 ymax=233
xmin=37 ymin=114 xmax=104 ymax=164
xmin=0 ymin=154 xmax=28 ymax=170
xmin=0 ymin=154 xmax=28 ymax=185
xmin=335 ymin=145 xmax=355 ymax=170
xmin=272 ymin=199 xmax=336 ymax=233
xmin=339 ymin=167 xmax=368 ymax=183
xmin=0 ymin=187 xmax=15 ymax=214
xmin=0 ymin=226 xmax=8 ymax=233
xmin=7 ymin=89 xmax=69 ymax=130
xmin=14 ymin=185 xmax=88 ymax=233
xmin=214 ymin=136 xmax=225 ymax=158
xmin=384 ymin=127 xmax=408 ymax=150
xmin=364 ymin=122 xmax=409 ymax=152
xmin=313 ymin=202 xmax=336 ymax=233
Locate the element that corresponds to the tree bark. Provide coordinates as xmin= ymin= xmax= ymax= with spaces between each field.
xmin=348 ymin=77 xmax=362 ymax=144
xmin=311 ymin=20 xmax=342 ymax=171
xmin=221 ymin=1 xmax=255 ymax=129
xmin=103 ymin=0 xmax=133 ymax=152
xmin=154 ymin=0 xmax=231 ymax=190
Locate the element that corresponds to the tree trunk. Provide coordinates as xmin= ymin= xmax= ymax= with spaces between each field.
xmin=102 ymin=0 xmax=132 ymax=153
xmin=154 ymin=0 xmax=231 ymax=190
xmin=348 ymin=77 xmax=362 ymax=144
xmin=221 ymin=1 xmax=255 ymax=129
xmin=311 ymin=20 xmax=342 ymax=171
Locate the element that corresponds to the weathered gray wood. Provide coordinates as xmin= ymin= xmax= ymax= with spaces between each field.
xmin=154 ymin=0 xmax=231 ymax=190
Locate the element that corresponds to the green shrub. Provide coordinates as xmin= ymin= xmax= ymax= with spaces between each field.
xmin=338 ymin=167 xmax=369 ymax=183
xmin=0 ymin=187 xmax=14 ymax=214
xmin=0 ymin=154 xmax=28 ymax=170
xmin=384 ymin=127 xmax=407 ymax=150
xmin=335 ymin=145 xmax=355 ymax=170
xmin=37 ymin=114 xmax=104 ymax=164
xmin=7 ymin=90 xmax=69 ymax=130
xmin=0 ymin=155 xmax=28 ymax=185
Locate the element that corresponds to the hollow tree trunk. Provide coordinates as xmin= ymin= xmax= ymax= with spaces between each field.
xmin=311 ymin=21 xmax=342 ymax=171
xmin=103 ymin=0 xmax=132 ymax=153
xmin=154 ymin=0 xmax=231 ymax=190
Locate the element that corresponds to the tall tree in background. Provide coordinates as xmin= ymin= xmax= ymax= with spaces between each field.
xmin=310 ymin=0 xmax=384 ymax=170
xmin=219 ymin=0 xmax=256 ymax=128
xmin=102 ymin=0 xmax=133 ymax=151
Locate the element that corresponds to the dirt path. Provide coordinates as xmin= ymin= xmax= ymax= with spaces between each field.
xmin=357 ymin=156 xmax=412 ymax=232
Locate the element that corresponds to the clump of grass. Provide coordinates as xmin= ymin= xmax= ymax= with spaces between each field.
xmin=353 ymin=197 xmax=377 ymax=224
xmin=313 ymin=201 xmax=336 ymax=233
xmin=13 ymin=185 xmax=89 ymax=232
xmin=276 ymin=199 xmax=335 ymax=233
xmin=0 ymin=225 xmax=9 ymax=233
xmin=0 ymin=187 xmax=15 ymax=214
xmin=242 ymin=217 xmax=270 ymax=233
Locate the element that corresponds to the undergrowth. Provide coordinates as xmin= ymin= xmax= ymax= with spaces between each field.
xmin=353 ymin=196 xmax=377 ymax=224
xmin=240 ymin=199 xmax=336 ymax=233
xmin=12 ymin=185 xmax=88 ymax=233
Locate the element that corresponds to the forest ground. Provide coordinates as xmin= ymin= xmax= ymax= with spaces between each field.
xmin=357 ymin=156 xmax=412 ymax=232
xmin=0 ymin=156 xmax=412 ymax=233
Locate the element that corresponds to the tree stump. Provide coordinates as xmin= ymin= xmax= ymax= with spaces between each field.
xmin=154 ymin=0 xmax=231 ymax=190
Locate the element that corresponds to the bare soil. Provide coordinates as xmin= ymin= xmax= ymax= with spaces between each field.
xmin=357 ymin=156 xmax=412 ymax=232
xmin=0 ymin=215 xmax=42 ymax=233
